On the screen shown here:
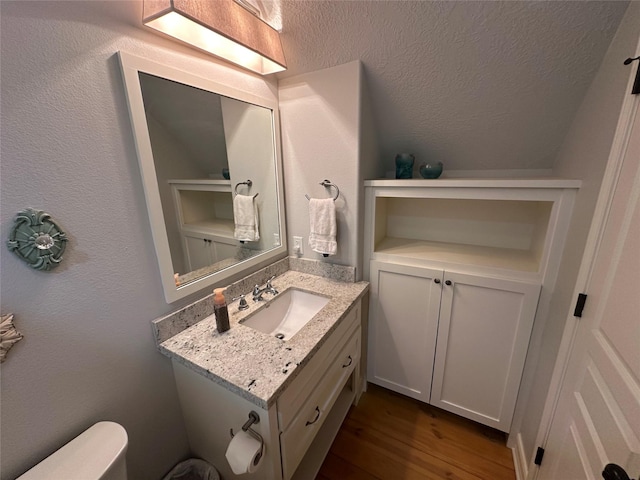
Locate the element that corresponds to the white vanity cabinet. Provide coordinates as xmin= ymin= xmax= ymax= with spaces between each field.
xmin=278 ymin=305 xmax=361 ymax=479
xmin=364 ymin=179 xmax=579 ymax=432
xmin=169 ymin=179 xmax=236 ymax=271
xmin=171 ymin=299 xmax=363 ymax=480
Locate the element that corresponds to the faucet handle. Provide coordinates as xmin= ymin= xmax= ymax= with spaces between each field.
xmin=266 ymin=275 xmax=276 ymax=287
xmin=232 ymin=294 xmax=249 ymax=310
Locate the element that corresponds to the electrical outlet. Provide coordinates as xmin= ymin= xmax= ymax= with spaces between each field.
xmin=293 ymin=236 xmax=303 ymax=254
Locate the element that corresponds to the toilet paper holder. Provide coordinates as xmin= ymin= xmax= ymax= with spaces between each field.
xmin=230 ymin=411 xmax=264 ymax=454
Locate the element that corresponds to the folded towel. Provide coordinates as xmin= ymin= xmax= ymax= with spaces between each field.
xmin=308 ymin=198 xmax=337 ymax=256
xmin=234 ymin=194 xmax=260 ymax=242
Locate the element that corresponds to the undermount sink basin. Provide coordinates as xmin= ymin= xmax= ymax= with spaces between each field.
xmin=241 ymin=288 xmax=330 ymax=341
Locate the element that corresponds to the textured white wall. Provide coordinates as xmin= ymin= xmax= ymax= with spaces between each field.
xmin=0 ymin=2 xmax=278 ymax=479
xmin=278 ymin=1 xmax=628 ymax=173
xmin=511 ymin=0 xmax=640 ymax=462
xmin=279 ymin=62 xmax=363 ymax=270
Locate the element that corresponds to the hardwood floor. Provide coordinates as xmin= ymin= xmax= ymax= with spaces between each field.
xmin=316 ymin=384 xmax=516 ymax=480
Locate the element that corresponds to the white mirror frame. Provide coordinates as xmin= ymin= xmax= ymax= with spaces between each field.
xmin=118 ymin=51 xmax=287 ymax=303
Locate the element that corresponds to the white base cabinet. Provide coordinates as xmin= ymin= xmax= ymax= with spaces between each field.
xmin=364 ymin=179 xmax=579 ymax=433
xmin=368 ymin=261 xmax=540 ymax=431
xmin=184 ymin=231 xmax=237 ymax=271
xmin=431 ymin=270 xmax=540 ymax=431
xmin=367 ymin=262 xmax=441 ymax=403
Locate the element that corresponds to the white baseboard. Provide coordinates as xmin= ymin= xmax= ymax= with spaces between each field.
xmin=512 ymin=432 xmax=529 ymax=480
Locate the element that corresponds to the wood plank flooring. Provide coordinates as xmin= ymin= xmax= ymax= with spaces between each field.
xmin=316 ymin=384 xmax=516 ymax=480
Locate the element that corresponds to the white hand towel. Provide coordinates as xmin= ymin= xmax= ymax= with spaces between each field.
xmin=308 ymin=198 xmax=337 ymax=256
xmin=234 ymin=194 xmax=260 ymax=242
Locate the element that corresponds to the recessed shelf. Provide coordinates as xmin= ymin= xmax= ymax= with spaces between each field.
xmin=372 ymin=196 xmax=552 ymax=274
xmin=373 ymin=237 xmax=540 ymax=272
xmin=182 ymin=219 xmax=235 ymax=239
xmin=170 ymin=180 xmax=234 ymax=237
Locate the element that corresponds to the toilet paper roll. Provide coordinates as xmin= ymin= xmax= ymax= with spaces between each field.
xmin=225 ymin=430 xmax=263 ymax=474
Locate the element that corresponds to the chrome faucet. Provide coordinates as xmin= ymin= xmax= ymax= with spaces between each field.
xmin=252 ymin=275 xmax=278 ymax=301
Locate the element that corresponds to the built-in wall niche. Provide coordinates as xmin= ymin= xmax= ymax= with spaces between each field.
xmin=169 ymin=180 xmax=238 ymax=274
xmin=172 ymin=183 xmax=234 ymax=235
xmin=373 ymin=197 xmax=553 ymax=273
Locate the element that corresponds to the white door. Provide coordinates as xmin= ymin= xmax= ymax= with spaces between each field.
xmin=538 ymin=95 xmax=640 ymax=479
xmin=367 ymin=261 xmax=443 ymax=403
xmin=430 ymin=271 xmax=540 ymax=432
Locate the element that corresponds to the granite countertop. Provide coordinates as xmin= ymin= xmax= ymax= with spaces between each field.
xmin=158 ymin=270 xmax=369 ymax=409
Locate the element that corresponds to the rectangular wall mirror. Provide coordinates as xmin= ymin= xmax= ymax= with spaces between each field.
xmin=119 ymin=51 xmax=287 ymax=303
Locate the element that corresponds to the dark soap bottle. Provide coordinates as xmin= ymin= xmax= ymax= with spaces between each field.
xmin=213 ymin=288 xmax=230 ymax=333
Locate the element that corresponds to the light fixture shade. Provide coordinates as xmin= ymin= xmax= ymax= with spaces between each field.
xmin=143 ymin=0 xmax=287 ymax=75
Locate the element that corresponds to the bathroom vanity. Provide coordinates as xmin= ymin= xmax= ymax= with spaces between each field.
xmin=364 ymin=178 xmax=579 ymax=432
xmin=155 ymin=269 xmax=368 ymax=480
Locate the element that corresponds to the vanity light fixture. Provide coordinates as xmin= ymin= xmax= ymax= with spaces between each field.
xmin=142 ymin=0 xmax=286 ymax=75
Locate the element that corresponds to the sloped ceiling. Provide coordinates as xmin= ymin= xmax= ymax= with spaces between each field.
xmin=276 ymin=1 xmax=629 ymax=171
xmin=138 ymin=72 xmax=229 ymax=174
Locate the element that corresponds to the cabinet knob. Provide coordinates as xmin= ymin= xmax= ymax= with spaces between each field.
xmin=434 ymin=278 xmax=441 ymax=284
xmin=445 ymin=280 xmax=452 ymax=286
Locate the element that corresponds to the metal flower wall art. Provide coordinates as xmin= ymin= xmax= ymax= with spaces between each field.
xmin=7 ymin=208 xmax=68 ymax=271
xmin=0 ymin=314 xmax=23 ymax=363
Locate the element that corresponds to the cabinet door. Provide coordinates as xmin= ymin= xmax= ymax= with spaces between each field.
xmin=430 ymin=271 xmax=540 ymax=431
xmin=368 ymin=261 xmax=443 ymax=403
xmin=184 ymin=234 xmax=213 ymax=271
xmin=212 ymin=240 xmax=237 ymax=263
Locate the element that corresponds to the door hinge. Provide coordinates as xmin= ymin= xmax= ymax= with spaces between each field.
xmin=574 ymin=293 xmax=588 ymax=317
xmin=534 ymin=447 xmax=545 ymax=466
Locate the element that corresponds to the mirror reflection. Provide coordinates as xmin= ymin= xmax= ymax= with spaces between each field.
xmin=119 ymin=50 xmax=286 ymax=302
xmin=138 ymin=72 xmax=282 ymax=287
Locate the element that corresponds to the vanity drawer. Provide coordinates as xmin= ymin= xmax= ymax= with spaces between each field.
xmin=277 ymin=304 xmax=359 ymax=430
xmin=280 ymin=328 xmax=360 ymax=480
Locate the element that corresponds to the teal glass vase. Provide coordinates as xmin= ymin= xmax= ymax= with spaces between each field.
xmin=419 ymin=161 xmax=444 ymax=179
xmin=395 ymin=153 xmax=415 ymax=179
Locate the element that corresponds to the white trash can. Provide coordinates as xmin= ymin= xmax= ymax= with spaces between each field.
xmin=162 ymin=458 xmax=220 ymax=480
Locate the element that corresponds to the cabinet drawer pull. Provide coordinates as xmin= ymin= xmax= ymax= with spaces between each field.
xmin=342 ymin=355 xmax=353 ymax=368
xmin=305 ymin=407 xmax=320 ymax=426
xmin=434 ymin=278 xmax=441 ymax=284
xmin=445 ymin=280 xmax=452 ymax=286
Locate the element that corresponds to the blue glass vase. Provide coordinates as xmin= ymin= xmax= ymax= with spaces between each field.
xmin=395 ymin=153 xmax=415 ymax=179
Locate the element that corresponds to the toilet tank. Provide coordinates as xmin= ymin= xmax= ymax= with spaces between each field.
xmin=17 ymin=422 xmax=128 ymax=480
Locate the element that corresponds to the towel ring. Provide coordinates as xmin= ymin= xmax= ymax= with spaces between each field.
xmin=305 ymin=179 xmax=339 ymax=201
xmin=235 ymin=180 xmax=258 ymax=198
